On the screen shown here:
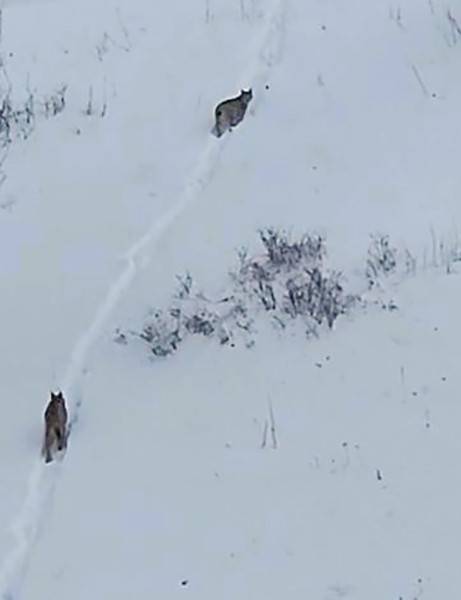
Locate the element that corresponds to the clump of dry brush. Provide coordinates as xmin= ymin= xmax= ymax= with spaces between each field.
xmin=117 ymin=229 xmax=358 ymax=359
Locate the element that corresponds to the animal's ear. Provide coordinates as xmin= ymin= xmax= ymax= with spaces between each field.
xmin=57 ymin=390 xmax=63 ymax=398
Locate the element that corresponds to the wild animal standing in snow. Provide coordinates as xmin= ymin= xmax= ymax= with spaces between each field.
xmin=42 ymin=391 xmax=68 ymax=463
xmin=212 ymin=89 xmax=253 ymax=137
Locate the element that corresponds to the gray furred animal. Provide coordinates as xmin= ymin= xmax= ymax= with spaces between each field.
xmin=213 ymin=89 xmax=253 ymax=137
xmin=42 ymin=390 xmax=68 ymax=463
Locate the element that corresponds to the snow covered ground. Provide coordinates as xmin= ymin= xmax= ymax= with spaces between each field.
xmin=0 ymin=0 xmax=460 ymax=598
xmin=19 ymin=268 xmax=461 ymax=600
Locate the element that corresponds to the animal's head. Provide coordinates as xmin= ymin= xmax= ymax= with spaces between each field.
xmin=240 ymin=88 xmax=253 ymax=104
xmin=51 ymin=390 xmax=64 ymax=404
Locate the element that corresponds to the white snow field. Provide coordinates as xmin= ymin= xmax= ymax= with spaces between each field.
xmin=0 ymin=0 xmax=460 ymax=598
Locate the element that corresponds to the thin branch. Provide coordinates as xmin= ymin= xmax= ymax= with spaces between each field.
xmin=205 ymin=0 xmax=211 ymax=24
xmin=85 ymin=85 xmax=93 ymax=116
xmin=260 ymin=419 xmax=268 ymax=449
xmin=268 ymin=398 xmax=278 ymax=449
xmin=116 ymin=7 xmax=132 ymax=51
xmin=411 ymin=64 xmax=430 ymax=97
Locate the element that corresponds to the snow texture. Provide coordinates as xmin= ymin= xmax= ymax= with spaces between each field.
xmin=0 ymin=0 xmax=460 ymax=599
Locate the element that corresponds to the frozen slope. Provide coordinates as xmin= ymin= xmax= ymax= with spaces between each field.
xmin=1 ymin=0 xmax=461 ymax=598
xmin=0 ymin=0 xmax=283 ymax=596
xmin=19 ymin=271 xmax=461 ymax=600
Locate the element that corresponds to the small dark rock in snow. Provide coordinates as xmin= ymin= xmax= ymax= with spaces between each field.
xmin=265 ymin=84 xmax=270 ymax=90
xmin=376 ymin=469 xmax=383 ymax=481
xmin=181 ymin=580 xmax=188 ymax=587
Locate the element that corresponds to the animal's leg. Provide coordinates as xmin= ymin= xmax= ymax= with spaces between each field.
xmin=41 ymin=433 xmax=47 ymax=459
xmin=55 ymin=427 xmax=66 ymax=451
xmin=214 ymin=121 xmax=223 ymax=137
xmin=44 ymin=429 xmax=54 ymax=463
xmin=59 ymin=426 xmax=68 ymax=450
xmin=62 ymin=428 xmax=68 ymax=449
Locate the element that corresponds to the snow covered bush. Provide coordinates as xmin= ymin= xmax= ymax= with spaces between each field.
xmin=231 ymin=229 xmax=353 ymax=331
xmin=0 ymin=92 xmax=35 ymax=145
xmin=131 ymin=273 xmax=253 ymax=358
xmin=365 ymin=234 xmax=397 ymax=288
xmin=42 ymin=85 xmax=67 ymax=119
xmin=121 ymin=229 xmax=357 ymax=359
xmin=0 ymin=83 xmax=67 ymax=147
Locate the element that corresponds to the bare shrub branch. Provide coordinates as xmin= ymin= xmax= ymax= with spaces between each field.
xmin=121 ymin=230 xmax=356 ymax=359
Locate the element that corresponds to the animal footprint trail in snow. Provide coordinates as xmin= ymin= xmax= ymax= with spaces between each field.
xmin=0 ymin=1 xmax=288 ymax=598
